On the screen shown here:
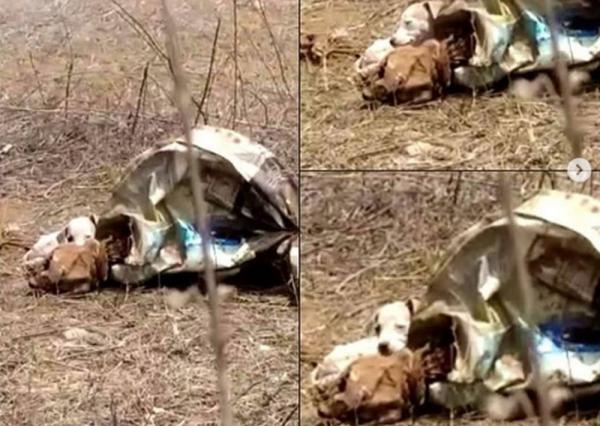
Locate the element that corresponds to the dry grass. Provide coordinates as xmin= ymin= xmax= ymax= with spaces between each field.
xmin=300 ymin=0 xmax=600 ymax=170
xmin=300 ymin=171 xmax=600 ymax=425
xmin=0 ymin=0 xmax=298 ymax=424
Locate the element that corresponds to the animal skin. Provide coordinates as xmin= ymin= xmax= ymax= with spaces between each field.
xmin=30 ymin=239 xmax=108 ymax=294
xmin=310 ymin=337 xmax=380 ymax=387
xmin=369 ymin=39 xmax=451 ymax=103
xmin=314 ymin=346 xmax=452 ymax=423
xmin=354 ymin=38 xmax=395 ymax=79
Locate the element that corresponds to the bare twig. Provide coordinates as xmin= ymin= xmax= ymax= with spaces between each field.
xmin=237 ymin=67 xmax=255 ymax=135
xmin=110 ymin=0 xmax=169 ymax=61
xmin=279 ymin=404 xmax=298 ymax=425
xmin=232 ymin=0 xmax=238 ymax=129
xmin=28 ymin=52 xmax=47 ymax=106
xmin=499 ymin=174 xmax=550 ymax=425
xmin=255 ymin=1 xmax=292 ymax=99
xmin=194 ymin=18 xmax=221 ymax=126
xmin=160 ymin=2 xmax=232 ymax=425
xmin=543 ymin=0 xmax=583 ymax=158
xmin=131 ymin=62 xmax=149 ymax=138
xmin=64 ymin=59 xmax=74 ymax=119
xmin=452 ymin=171 xmax=462 ymax=205
xmin=110 ymin=0 xmax=212 ymax=125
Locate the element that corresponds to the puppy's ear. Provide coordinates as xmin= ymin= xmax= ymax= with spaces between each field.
xmin=406 ymin=298 xmax=422 ymax=316
xmin=89 ymin=214 xmax=98 ymax=226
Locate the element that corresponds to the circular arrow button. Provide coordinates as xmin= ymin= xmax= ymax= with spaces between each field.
xmin=567 ymin=158 xmax=592 ymax=183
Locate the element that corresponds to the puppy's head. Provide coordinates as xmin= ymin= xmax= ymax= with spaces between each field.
xmin=390 ymin=2 xmax=436 ymax=46
xmin=368 ymin=299 xmax=421 ymax=355
xmin=63 ymin=215 xmax=97 ymax=245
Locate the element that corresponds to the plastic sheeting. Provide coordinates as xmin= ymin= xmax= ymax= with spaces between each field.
xmin=408 ymin=190 xmax=600 ymax=409
xmin=452 ymin=0 xmax=600 ymax=87
xmin=96 ymin=126 xmax=298 ymax=285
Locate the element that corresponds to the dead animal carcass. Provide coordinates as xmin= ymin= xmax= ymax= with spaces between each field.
xmin=23 ymin=126 xmax=298 ymax=297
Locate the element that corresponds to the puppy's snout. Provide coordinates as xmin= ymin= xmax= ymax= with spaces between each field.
xmin=378 ymin=342 xmax=391 ymax=355
xmin=390 ymin=32 xmax=413 ymax=47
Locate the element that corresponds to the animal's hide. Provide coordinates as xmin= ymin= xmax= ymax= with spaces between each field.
xmin=363 ymin=39 xmax=452 ymax=104
xmin=27 ymin=239 xmax=109 ymax=294
xmin=312 ymin=346 xmax=452 ymax=423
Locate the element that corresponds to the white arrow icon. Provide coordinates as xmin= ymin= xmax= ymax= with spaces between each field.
xmin=567 ymin=158 xmax=592 ymax=183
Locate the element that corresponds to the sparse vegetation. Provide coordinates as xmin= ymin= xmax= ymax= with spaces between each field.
xmin=0 ymin=1 xmax=298 ymax=424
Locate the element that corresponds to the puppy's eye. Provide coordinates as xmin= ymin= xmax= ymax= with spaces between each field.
xmin=375 ymin=325 xmax=381 ymax=335
xmin=67 ymin=235 xmax=74 ymax=242
xmin=395 ymin=324 xmax=406 ymax=331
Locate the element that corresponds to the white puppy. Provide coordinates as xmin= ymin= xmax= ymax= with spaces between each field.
xmin=311 ymin=298 xmax=421 ymax=387
xmin=310 ymin=336 xmax=380 ymax=386
xmin=23 ymin=215 xmax=97 ymax=262
xmin=370 ymin=299 xmax=420 ymax=355
xmin=64 ymin=216 xmax=97 ymax=245
xmin=390 ymin=1 xmax=444 ymax=46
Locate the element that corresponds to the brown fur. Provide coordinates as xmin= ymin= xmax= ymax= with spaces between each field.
xmin=372 ymin=39 xmax=451 ymax=104
xmin=30 ymin=239 xmax=109 ymax=294
xmin=314 ymin=346 xmax=452 ymax=423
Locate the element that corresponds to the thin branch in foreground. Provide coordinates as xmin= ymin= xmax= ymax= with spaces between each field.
xmin=160 ymin=2 xmax=233 ymax=425
xmin=28 ymin=52 xmax=47 ymax=106
xmin=543 ymin=0 xmax=583 ymax=158
xmin=255 ymin=0 xmax=292 ymax=99
xmin=232 ymin=0 xmax=238 ymax=129
xmin=498 ymin=174 xmax=550 ymax=425
xmin=64 ymin=59 xmax=74 ymax=120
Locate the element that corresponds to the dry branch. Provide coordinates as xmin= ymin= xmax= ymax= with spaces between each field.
xmin=160 ymin=1 xmax=233 ymax=425
xmin=232 ymin=0 xmax=238 ymax=129
xmin=542 ymin=0 xmax=583 ymax=158
xmin=195 ymin=18 xmax=221 ymax=126
xmin=499 ymin=174 xmax=550 ymax=425
xmin=131 ymin=62 xmax=149 ymax=138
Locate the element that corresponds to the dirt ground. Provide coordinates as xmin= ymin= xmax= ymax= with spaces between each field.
xmin=300 ymin=171 xmax=600 ymax=425
xmin=0 ymin=1 xmax=298 ymax=424
xmin=300 ymin=0 xmax=600 ymax=170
